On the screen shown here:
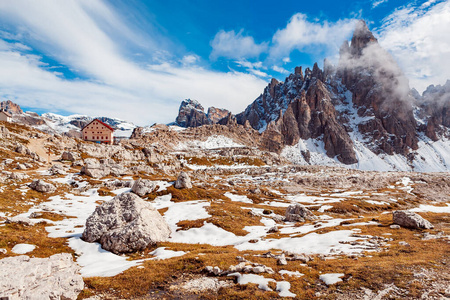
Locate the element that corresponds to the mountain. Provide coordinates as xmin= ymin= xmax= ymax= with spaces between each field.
xmin=174 ymin=20 xmax=450 ymax=172
xmin=0 ymin=101 xmax=137 ymax=138
xmin=174 ymin=99 xmax=231 ymax=127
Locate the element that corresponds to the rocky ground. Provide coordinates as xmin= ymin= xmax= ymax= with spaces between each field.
xmin=0 ymin=120 xmax=449 ymax=299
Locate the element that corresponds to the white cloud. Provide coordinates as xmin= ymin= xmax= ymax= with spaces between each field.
xmin=372 ymin=0 xmax=389 ymax=9
xmin=272 ymin=65 xmax=289 ymax=74
xmin=377 ymin=0 xmax=450 ymax=93
xmin=0 ymin=0 xmax=267 ymax=125
xmin=235 ymin=60 xmax=269 ymax=78
xmin=210 ymin=30 xmax=268 ymax=60
xmin=181 ymin=54 xmax=200 ymax=65
xmin=270 ymin=13 xmax=356 ymax=59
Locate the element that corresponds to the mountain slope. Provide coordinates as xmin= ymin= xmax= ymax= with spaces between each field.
xmin=174 ymin=20 xmax=450 ymax=172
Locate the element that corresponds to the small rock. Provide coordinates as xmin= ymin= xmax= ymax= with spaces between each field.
xmin=174 ymin=171 xmax=192 ymax=189
xmin=252 ymin=266 xmax=265 ymax=273
xmin=131 ymin=178 xmax=157 ymax=197
xmin=29 ymin=179 xmax=56 ymax=193
xmin=285 ymin=203 xmax=317 ymax=222
xmin=30 ymin=212 xmax=43 ymax=218
xmin=390 ymin=225 xmax=401 ymax=229
xmin=61 ymin=151 xmax=79 ymax=162
xmin=212 ymin=267 xmax=221 ymax=275
xmin=277 ymin=254 xmax=288 ymax=266
xmin=267 ymin=226 xmax=279 ymax=233
xmin=399 ymin=241 xmax=410 ymax=246
xmin=49 ymin=164 xmax=66 ymax=175
xmin=0 ymin=248 xmax=7 ymax=254
xmin=17 ymin=164 xmax=27 ymax=170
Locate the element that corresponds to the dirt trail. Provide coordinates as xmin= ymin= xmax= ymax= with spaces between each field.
xmin=27 ymin=138 xmax=58 ymax=164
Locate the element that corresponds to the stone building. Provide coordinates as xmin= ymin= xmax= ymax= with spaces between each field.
xmin=82 ymin=119 xmax=114 ymax=144
xmin=0 ymin=109 xmax=11 ymax=122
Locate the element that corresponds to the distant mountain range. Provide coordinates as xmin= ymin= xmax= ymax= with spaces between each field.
xmin=0 ymin=100 xmax=136 ymax=138
xmin=173 ymin=20 xmax=450 ymax=172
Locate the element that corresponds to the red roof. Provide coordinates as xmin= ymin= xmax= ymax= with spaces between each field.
xmin=82 ymin=118 xmax=114 ymax=132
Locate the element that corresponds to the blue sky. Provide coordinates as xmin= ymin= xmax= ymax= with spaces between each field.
xmin=0 ymin=0 xmax=449 ymax=125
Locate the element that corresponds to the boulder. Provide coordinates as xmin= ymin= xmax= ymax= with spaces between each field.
xmin=80 ymin=158 xmax=110 ymax=178
xmin=61 ymin=151 xmax=79 ymax=162
xmin=174 ymin=171 xmax=192 ymax=189
xmin=131 ymin=178 xmax=157 ymax=197
xmin=285 ymin=203 xmax=317 ymax=222
xmin=8 ymin=172 xmax=28 ymax=180
xmin=0 ymin=253 xmax=84 ymax=300
xmin=29 ymin=179 xmax=56 ymax=193
xmin=82 ymin=192 xmax=171 ymax=254
xmin=49 ymin=164 xmax=66 ymax=175
xmin=393 ymin=210 xmax=434 ymax=229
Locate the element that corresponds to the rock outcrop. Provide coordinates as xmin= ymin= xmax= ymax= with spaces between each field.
xmin=0 ymin=253 xmax=84 ymax=300
xmin=61 ymin=151 xmax=80 ymax=162
xmin=29 ymin=179 xmax=56 ymax=193
xmin=285 ymin=204 xmax=317 ymax=222
xmin=393 ymin=211 xmax=434 ymax=229
xmin=174 ymin=171 xmax=192 ymax=189
xmin=175 ymin=99 xmax=231 ymax=128
xmin=175 ymin=99 xmax=211 ymax=127
xmin=81 ymin=158 xmax=128 ymax=178
xmin=0 ymin=100 xmax=23 ymax=114
xmin=82 ymin=192 xmax=171 ymax=254
xmin=131 ymin=178 xmax=157 ymax=197
xmin=337 ymin=20 xmax=418 ymax=155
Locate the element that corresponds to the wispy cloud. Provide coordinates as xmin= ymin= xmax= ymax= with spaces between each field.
xmin=270 ymin=13 xmax=356 ymax=60
xmin=377 ymin=0 xmax=450 ymax=93
xmin=372 ymin=0 xmax=389 ymax=9
xmin=0 ymin=0 xmax=267 ymax=125
xmin=210 ymin=30 xmax=268 ymax=60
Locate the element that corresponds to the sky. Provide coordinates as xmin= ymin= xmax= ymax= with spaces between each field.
xmin=0 ymin=0 xmax=449 ymax=125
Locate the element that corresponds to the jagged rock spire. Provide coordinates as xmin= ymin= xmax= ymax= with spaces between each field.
xmin=350 ymin=20 xmax=378 ymax=57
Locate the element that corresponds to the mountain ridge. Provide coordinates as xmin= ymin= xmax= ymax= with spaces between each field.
xmin=173 ymin=20 xmax=450 ymax=172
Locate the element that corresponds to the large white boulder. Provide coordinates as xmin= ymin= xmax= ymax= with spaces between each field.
xmin=82 ymin=192 xmax=171 ymax=254
xmin=0 ymin=253 xmax=84 ymax=300
xmin=393 ymin=211 xmax=434 ymax=229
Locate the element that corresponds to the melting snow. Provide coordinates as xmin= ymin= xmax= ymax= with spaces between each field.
xmin=11 ymin=243 xmax=35 ymax=254
xmin=228 ymin=273 xmax=274 ymax=291
xmin=319 ymin=273 xmax=344 ymax=285
xmin=224 ymin=192 xmax=253 ymax=204
xmin=410 ymin=204 xmax=450 ymax=213
xmin=276 ymin=281 xmax=296 ymax=297
xmin=177 ymin=135 xmax=244 ymax=150
xmin=149 ymin=247 xmax=186 ymax=260
xmin=279 ymin=270 xmax=304 ymax=277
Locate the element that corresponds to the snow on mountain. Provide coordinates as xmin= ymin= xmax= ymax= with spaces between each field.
xmin=38 ymin=113 xmax=137 ymax=137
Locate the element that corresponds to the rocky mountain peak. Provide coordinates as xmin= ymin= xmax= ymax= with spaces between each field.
xmin=174 ymin=99 xmax=231 ymax=128
xmin=207 ymin=107 xmax=230 ymax=124
xmin=350 ymin=20 xmax=378 ymax=57
xmin=0 ymin=100 xmax=23 ymax=114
